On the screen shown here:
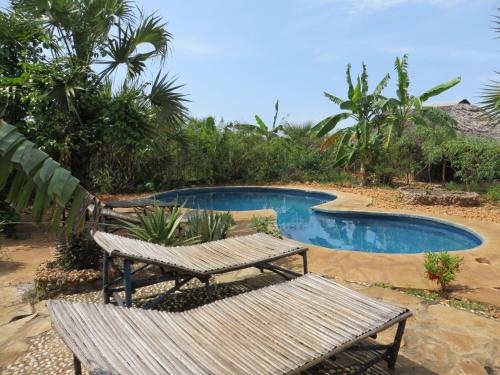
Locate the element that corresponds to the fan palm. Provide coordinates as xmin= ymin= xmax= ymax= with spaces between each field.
xmin=480 ymin=10 xmax=500 ymax=125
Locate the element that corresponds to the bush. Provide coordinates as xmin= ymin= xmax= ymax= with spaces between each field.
xmin=424 ymin=251 xmax=464 ymax=294
xmin=485 ymin=184 xmax=500 ymax=202
xmin=56 ymin=232 xmax=102 ymax=270
xmin=186 ymin=210 xmax=235 ymax=243
xmin=0 ymin=201 xmax=19 ymax=238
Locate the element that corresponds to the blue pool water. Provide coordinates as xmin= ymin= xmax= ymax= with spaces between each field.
xmin=154 ymin=187 xmax=482 ymax=253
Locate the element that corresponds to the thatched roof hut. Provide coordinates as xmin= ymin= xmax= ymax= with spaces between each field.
xmin=429 ymin=99 xmax=500 ymax=139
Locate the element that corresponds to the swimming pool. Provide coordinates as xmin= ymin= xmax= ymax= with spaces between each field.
xmin=154 ymin=187 xmax=483 ymax=253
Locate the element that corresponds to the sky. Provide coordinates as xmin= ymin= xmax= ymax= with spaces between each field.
xmin=2 ymin=0 xmax=499 ymax=125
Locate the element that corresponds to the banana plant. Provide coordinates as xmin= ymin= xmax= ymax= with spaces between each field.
xmin=383 ymin=54 xmax=460 ymax=147
xmin=0 ymin=121 xmax=94 ymax=233
xmin=233 ymin=100 xmax=283 ymax=140
xmin=480 ymin=11 xmax=500 ymax=125
xmin=313 ymin=63 xmax=390 ymax=182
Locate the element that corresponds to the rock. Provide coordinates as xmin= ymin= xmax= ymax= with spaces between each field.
xmin=0 ymin=303 xmax=33 ymax=326
xmin=398 ymin=187 xmax=481 ymax=207
xmin=0 ymin=340 xmax=30 ymax=367
xmin=475 ymin=257 xmax=491 ymax=265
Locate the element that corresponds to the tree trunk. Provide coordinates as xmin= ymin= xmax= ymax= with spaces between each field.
xmin=428 ymin=164 xmax=431 ymax=183
xmin=442 ymin=163 xmax=446 ymax=183
xmin=359 ymin=162 xmax=368 ymax=186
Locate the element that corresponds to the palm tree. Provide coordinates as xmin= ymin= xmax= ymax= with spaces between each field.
xmin=10 ymin=0 xmax=187 ymax=184
xmin=383 ymin=54 xmax=460 ymax=146
xmin=480 ymin=9 xmax=500 ymax=125
xmin=313 ymin=63 xmax=390 ymax=183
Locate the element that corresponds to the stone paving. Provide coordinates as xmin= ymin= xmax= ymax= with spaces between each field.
xmin=2 ymin=270 xmax=499 ymax=374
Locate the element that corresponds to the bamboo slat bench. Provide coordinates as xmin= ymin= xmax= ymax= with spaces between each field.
xmin=48 ymin=273 xmax=412 ymax=375
xmin=93 ymin=231 xmax=308 ymax=309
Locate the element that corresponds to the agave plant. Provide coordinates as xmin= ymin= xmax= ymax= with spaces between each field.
xmin=186 ymin=210 xmax=235 ymax=243
xmin=120 ymin=204 xmax=198 ymax=246
xmin=0 ymin=121 xmax=93 ymax=233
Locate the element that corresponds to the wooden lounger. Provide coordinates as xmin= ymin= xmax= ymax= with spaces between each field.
xmin=93 ymin=231 xmax=308 ymax=309
xmin=48 ymin=274 xmax=412 ymax=375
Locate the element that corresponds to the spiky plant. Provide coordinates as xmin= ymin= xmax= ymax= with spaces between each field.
xmin=186 ymin=210 xmax=235 ymax=243
xmin=120 ymin=204 xmax=198 ymax=246
xmin=480 ymin=10 xmax=500 ymax=125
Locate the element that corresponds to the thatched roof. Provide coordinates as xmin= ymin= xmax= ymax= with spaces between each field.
xmin=429 ymin=99 xmax=500 ymax=139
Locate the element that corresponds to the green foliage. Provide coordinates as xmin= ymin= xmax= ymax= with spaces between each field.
xmin=0 ymin=1 xmax=187 ymax=186
xmin=120 ymin=204 xmax=197 ymax=246
xmin=185 ymin=210 xmax=235 ymax=243
xmin=0 ymin=121 xmax=91 ymax=232
xmin=55 ymin=231 xmax=101 ymax=270
xmin=251 ymin=216 xmax=282 ymax=238
xmin=0 ymin=200 xmax=19 ymax=238
xmin=313 ymin=63 xmax=390 ymax=183
xmin=484 ymin=184 xmax=500 ymax=202
xmin=424 ymin=251 xmax=464 ymax=294
xmin=444 ymin=136 xmax=500 ymax=189
xmin=480 ymin=10 xmax=500 ymax=125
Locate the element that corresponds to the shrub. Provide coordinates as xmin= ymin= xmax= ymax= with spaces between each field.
xmin=0 ymin=201 xmax=19 ymax=238
xmin=120 ymin=205 xmax=198 ymax=246
xmin=485 ymin=184 xmax=500 ymax=202
xmin=186 ymin=210 xmax=235 ymax=243
xmin=56 ymin=232 xmax=102 ymax=270
xmin=251 ymin=216 xmax=282 ymax=238
xmin=424 ymin=251 xmax=464 ymax=294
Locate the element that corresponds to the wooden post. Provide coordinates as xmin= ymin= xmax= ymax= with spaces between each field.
xmin=302 ymin=252 xmax=308 ymax=274
xmin=387 ymin=319 xmax=406 ymax=369
xmin=123 ymin=259 xmax=132 ymax=308
xmin=73 ymin=355 xmax=82 ymax=375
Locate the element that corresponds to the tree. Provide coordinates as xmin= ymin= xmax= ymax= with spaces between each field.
xmin=3 ymin=0 xmax=187 ymax=185
xmin=480 ymin=9 xmax=500 ymax=125
xmin=233 ymin=100 xmax=283 ymax=140
xmin=313 ymin=63 xmax=390 ymax=183
xmin=383 ymin=54 xmax=460 ymax=146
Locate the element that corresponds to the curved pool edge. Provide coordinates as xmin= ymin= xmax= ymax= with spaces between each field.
xmin=150 ymin=185 xmax=493 ymax=254
xmin=311 ymin=207 xmax=485 ymax=253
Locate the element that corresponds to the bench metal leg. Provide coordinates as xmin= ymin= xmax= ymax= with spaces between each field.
xmin=302 ymin=251 xmax=308 ymax=274
xmin=387 ymin=319 xmax=406 ymax=369
xmin=123 ymin=259 xmax=133 ymax=308
xmin=73 ymin=355 xmax=82 ymax=375
xmin=102 ymin=251 xmax=110 ymax=304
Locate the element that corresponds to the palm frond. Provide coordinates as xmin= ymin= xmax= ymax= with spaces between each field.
xmin=324 ymin=92 xmax=344 ymax=105
xmin=149 ymin=72 xmax=189 ymax=124
xmin=480 ymin=78 xmax=500 ymax=125
xmin=395 ymin=54 xmax=409 ymax=104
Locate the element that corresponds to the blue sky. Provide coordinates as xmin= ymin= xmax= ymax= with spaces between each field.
xmin=136 ymin=0 xmax=497 ymax=125
xmin=2 ymin=0 xmax=498 ymax=125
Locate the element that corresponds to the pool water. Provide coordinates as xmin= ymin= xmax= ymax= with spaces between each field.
xmin=154 ymin=187 xmax=482 ymax=253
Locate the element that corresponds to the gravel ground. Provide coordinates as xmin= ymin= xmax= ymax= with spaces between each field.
xmin=2 ymin=278 xmax=398 ymax=375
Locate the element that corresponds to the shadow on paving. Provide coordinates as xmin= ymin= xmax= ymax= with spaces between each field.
xmin=101 ymin=273 xmax=436 ymax=375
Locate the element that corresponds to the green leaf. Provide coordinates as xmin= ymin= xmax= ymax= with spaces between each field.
xmin=314 ymin=113 xmax=350 ymax=137
xmin=10 ymin=140 xmax=34 ymax=164
xmin=32 ymin=181 xmax=50 ymax=222
xmin=324 ymin=92 xmax=343 ymax=105
xmin=33 ymin=158 xmax=60 ymax=186
xmin=412 ymin=96 xmax=423 ymax=111
xmin=64 ymin=187 xmax=88 ymax=234
xmin=352 ymin=76 xmax=362 ymax=102
xmin=419 ymin=77 xmax=461 ymax=102
xmin=346 ymin=64 xmax=354 ymax=99
xmin=255 ymin=115 xmax=268 ymax=132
